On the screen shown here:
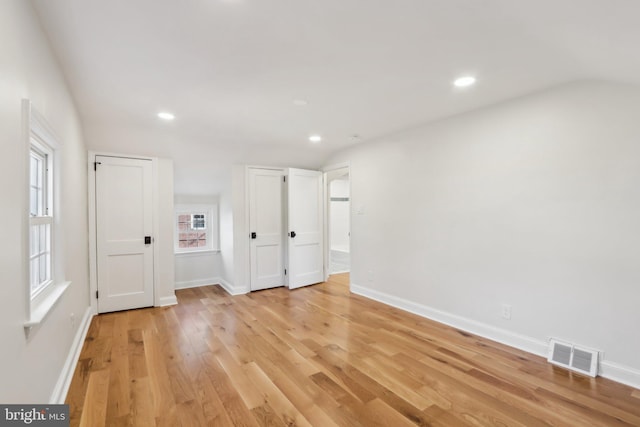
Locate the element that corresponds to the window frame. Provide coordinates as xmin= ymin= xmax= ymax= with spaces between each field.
xmin=23 ymin=99 xmax=70 ymax=333
xmin=29 ymin=137 xmax=54 ymax=300
xmin=174 ymin=204 xmax=219 ymax=254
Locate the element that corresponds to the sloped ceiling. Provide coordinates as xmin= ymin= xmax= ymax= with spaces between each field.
xmin=31 ymin=0 xmax=640 ymax=193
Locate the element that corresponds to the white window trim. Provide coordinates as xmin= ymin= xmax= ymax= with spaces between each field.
xmin=174 ymin=203 xmax=219 ymax=254
xmin=29 ymin=138 xmax=54 ymax=299
xmin=23 ymin=100 xmax=69 ymax=335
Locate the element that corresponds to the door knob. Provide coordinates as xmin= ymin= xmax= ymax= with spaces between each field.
xmin=290 ymin=231 xmax=296 ymax=238
xmin=145 ymin=236 xmax=152 ymax=245
xmin=251 ymin=232 xmax=257 ymax=239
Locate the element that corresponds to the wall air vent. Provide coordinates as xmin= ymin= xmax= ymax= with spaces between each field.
xmin=547 ymin=339 xmax=599 ymax=377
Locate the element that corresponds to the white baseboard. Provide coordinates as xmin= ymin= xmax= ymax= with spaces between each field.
xmin=599 ymin=361 xmax=640 ymax=390
xmin=158 ymin=295 xmax=178 ymax=307
xmin=49 ymin=306 xmax=94 ymax=404
xmin=174 ymin=276 xmax=249 ymax=296
xmin=175 ymin=277 xmax=219 ymax=290
xmin=218 ymin=278 xmax=249 ymax=296
xmin=350 ymin=283 xmax=640 ymax=390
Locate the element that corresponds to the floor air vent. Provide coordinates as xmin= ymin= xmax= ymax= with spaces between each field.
xmin=547 ymin=339 xmax=599 ymax=377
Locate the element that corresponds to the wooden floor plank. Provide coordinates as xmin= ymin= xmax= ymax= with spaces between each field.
xmin=130 ymin=376 xmax=155 ymax=427
xmin=251 ymin=403 xmax=287 ymax=427
xmin=78 ymin=369 xmax=110 ymax=427
xmin=142 ymin=329 xmax=176 ymax=418
xmin=191 ymin=369 xmax=235 ymax=426
xmin=66 ymin=273 xmax=640 ymax=426
xmin=243 ymin=361 xmax=314 ymax=427
xmin=200 ymin=353 xmax=261 ymax=427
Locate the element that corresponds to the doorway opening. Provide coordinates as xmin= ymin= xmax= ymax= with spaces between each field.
xmin=325 ymin=166 xmax=350 ymax=275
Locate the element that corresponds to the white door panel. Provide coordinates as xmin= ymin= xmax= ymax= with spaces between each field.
xmin=249 ymin=168 xmax=285 ymax=291
xmin=288 ymin=168 xmax=324 ymax=289
xmin=96 ymin=156 xmax=154 ymax=313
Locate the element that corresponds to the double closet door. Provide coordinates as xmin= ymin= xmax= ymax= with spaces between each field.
xmin=249 ymin=168 xmax=324 ymax=291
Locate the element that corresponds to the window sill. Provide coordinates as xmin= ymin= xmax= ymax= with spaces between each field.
xmin=175 ymin=249 xmax=220 ymax=258
xmin=24 ymin=281 xmax=71 ymax=333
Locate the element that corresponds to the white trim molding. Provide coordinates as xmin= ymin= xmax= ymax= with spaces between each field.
xmin=350 ymin=283 xmax=640 ymax=390
xmin=175 ymin=277 xmax=220 ymax=290
xmin=24 ymin=281 xmax=71 ymax=334
xmin=174 ymin=250 xmax=220 ymax=258
xmin=321 ymin=161 xmax=351 ymax=172
xmin=218 ymin=278 xmax=249 ymax=296
xmin=50 ymin=306 xmax=94 ymax=403
xmin=174 ymin=277 xmax=249 ymax=296
xmin=599 ymin=361 xmax=640 ymax=390
xmin=158 ymin=295 xmax=178 ymax=307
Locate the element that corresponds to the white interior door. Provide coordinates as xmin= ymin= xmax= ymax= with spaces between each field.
xmin=288 ymin=168 xmax=324 ymax=289
xmin=95 ymin=155 xmax=154 ymax=313
xmin=249 ymin=168 xmax=285 ymax=291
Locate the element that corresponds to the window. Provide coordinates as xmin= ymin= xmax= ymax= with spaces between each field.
xmin=191 ymin=214 xmax=206 ymax=231
xmin=23 ymin=100 xmax=71 ymax=332
xmin=177 ymin=213 xmax=208 ymax=248
xmin=29 ymin=137 xmax=54 ymax=297
xmin=175 ymin=205 xmax=218 ymax=253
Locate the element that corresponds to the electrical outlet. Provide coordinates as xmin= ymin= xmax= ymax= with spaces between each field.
xmin=501 ymin=304 xmax=512 ymax=320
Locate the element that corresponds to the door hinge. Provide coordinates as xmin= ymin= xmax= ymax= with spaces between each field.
xmin=96 ymin=290 xmax=99 ymax=299
xmin=94 ymin=161 xmax=102 ymax=171
xmin=283 ymin=176 xmax=286 ymax=182
xmin=284 ymin=269 xmax=287 ymax=275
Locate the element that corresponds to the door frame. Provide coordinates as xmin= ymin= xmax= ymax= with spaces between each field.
xmin=88 ymin=151 xmax=162 ymax=314
xmin=322 ymin=162 xmax=351 ymax=282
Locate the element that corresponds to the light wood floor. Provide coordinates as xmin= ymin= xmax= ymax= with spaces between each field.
xmin=67 ymin=273 xmax=640 ymax=426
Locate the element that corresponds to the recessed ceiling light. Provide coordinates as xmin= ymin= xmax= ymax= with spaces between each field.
xmin=309 ymin=134 xmax=322 ymax=143
xmin=157 ymin=112 xmax=175 ymax=121
xmin=453 ymin=76 xmax=476 ymax=88
xmin=293 ymin=99 xmax=308 ymax=106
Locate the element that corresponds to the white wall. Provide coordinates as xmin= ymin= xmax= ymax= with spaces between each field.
xmin=231 ymin=165 xmax=251 ymax=294
xmin=0 ymin=0 xmax=89 ymax=402
xmin=82 ymin=125 xmax=325 ymax=197
xmin=175 ymin=252 xmax=221 ymax=288
xmin=326 ymin=81 xmax=640 ymax=388
xmin=218 ymin=189 xmax=235 ymax=289
xmin=174 ymin=194 xmax=222 ymax=289
xmin=330 ymin=179 xmax=350 ymax=252
xmin=156 ymin=158 xmax=176 ymax=305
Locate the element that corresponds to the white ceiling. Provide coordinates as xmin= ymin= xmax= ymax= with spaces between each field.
xmin=31 ymin=0 xmax=640 ymax=192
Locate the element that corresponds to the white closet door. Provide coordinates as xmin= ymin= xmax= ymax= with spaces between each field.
xmin=249 ymin=168 xmax=285 ymax=291
xmin=288 ymin=168 xmax=324 ymax=289
xmin=95 ymin=155 xmax=154 ymax=313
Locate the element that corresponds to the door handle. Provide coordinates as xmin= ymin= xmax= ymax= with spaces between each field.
xmin=290 ymin=231 xmax=296 ymax=238
xmin=251 ymin=232 xmax=257 ymax=239
xmin=145 ymin=236 xmax=152 ymax=245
